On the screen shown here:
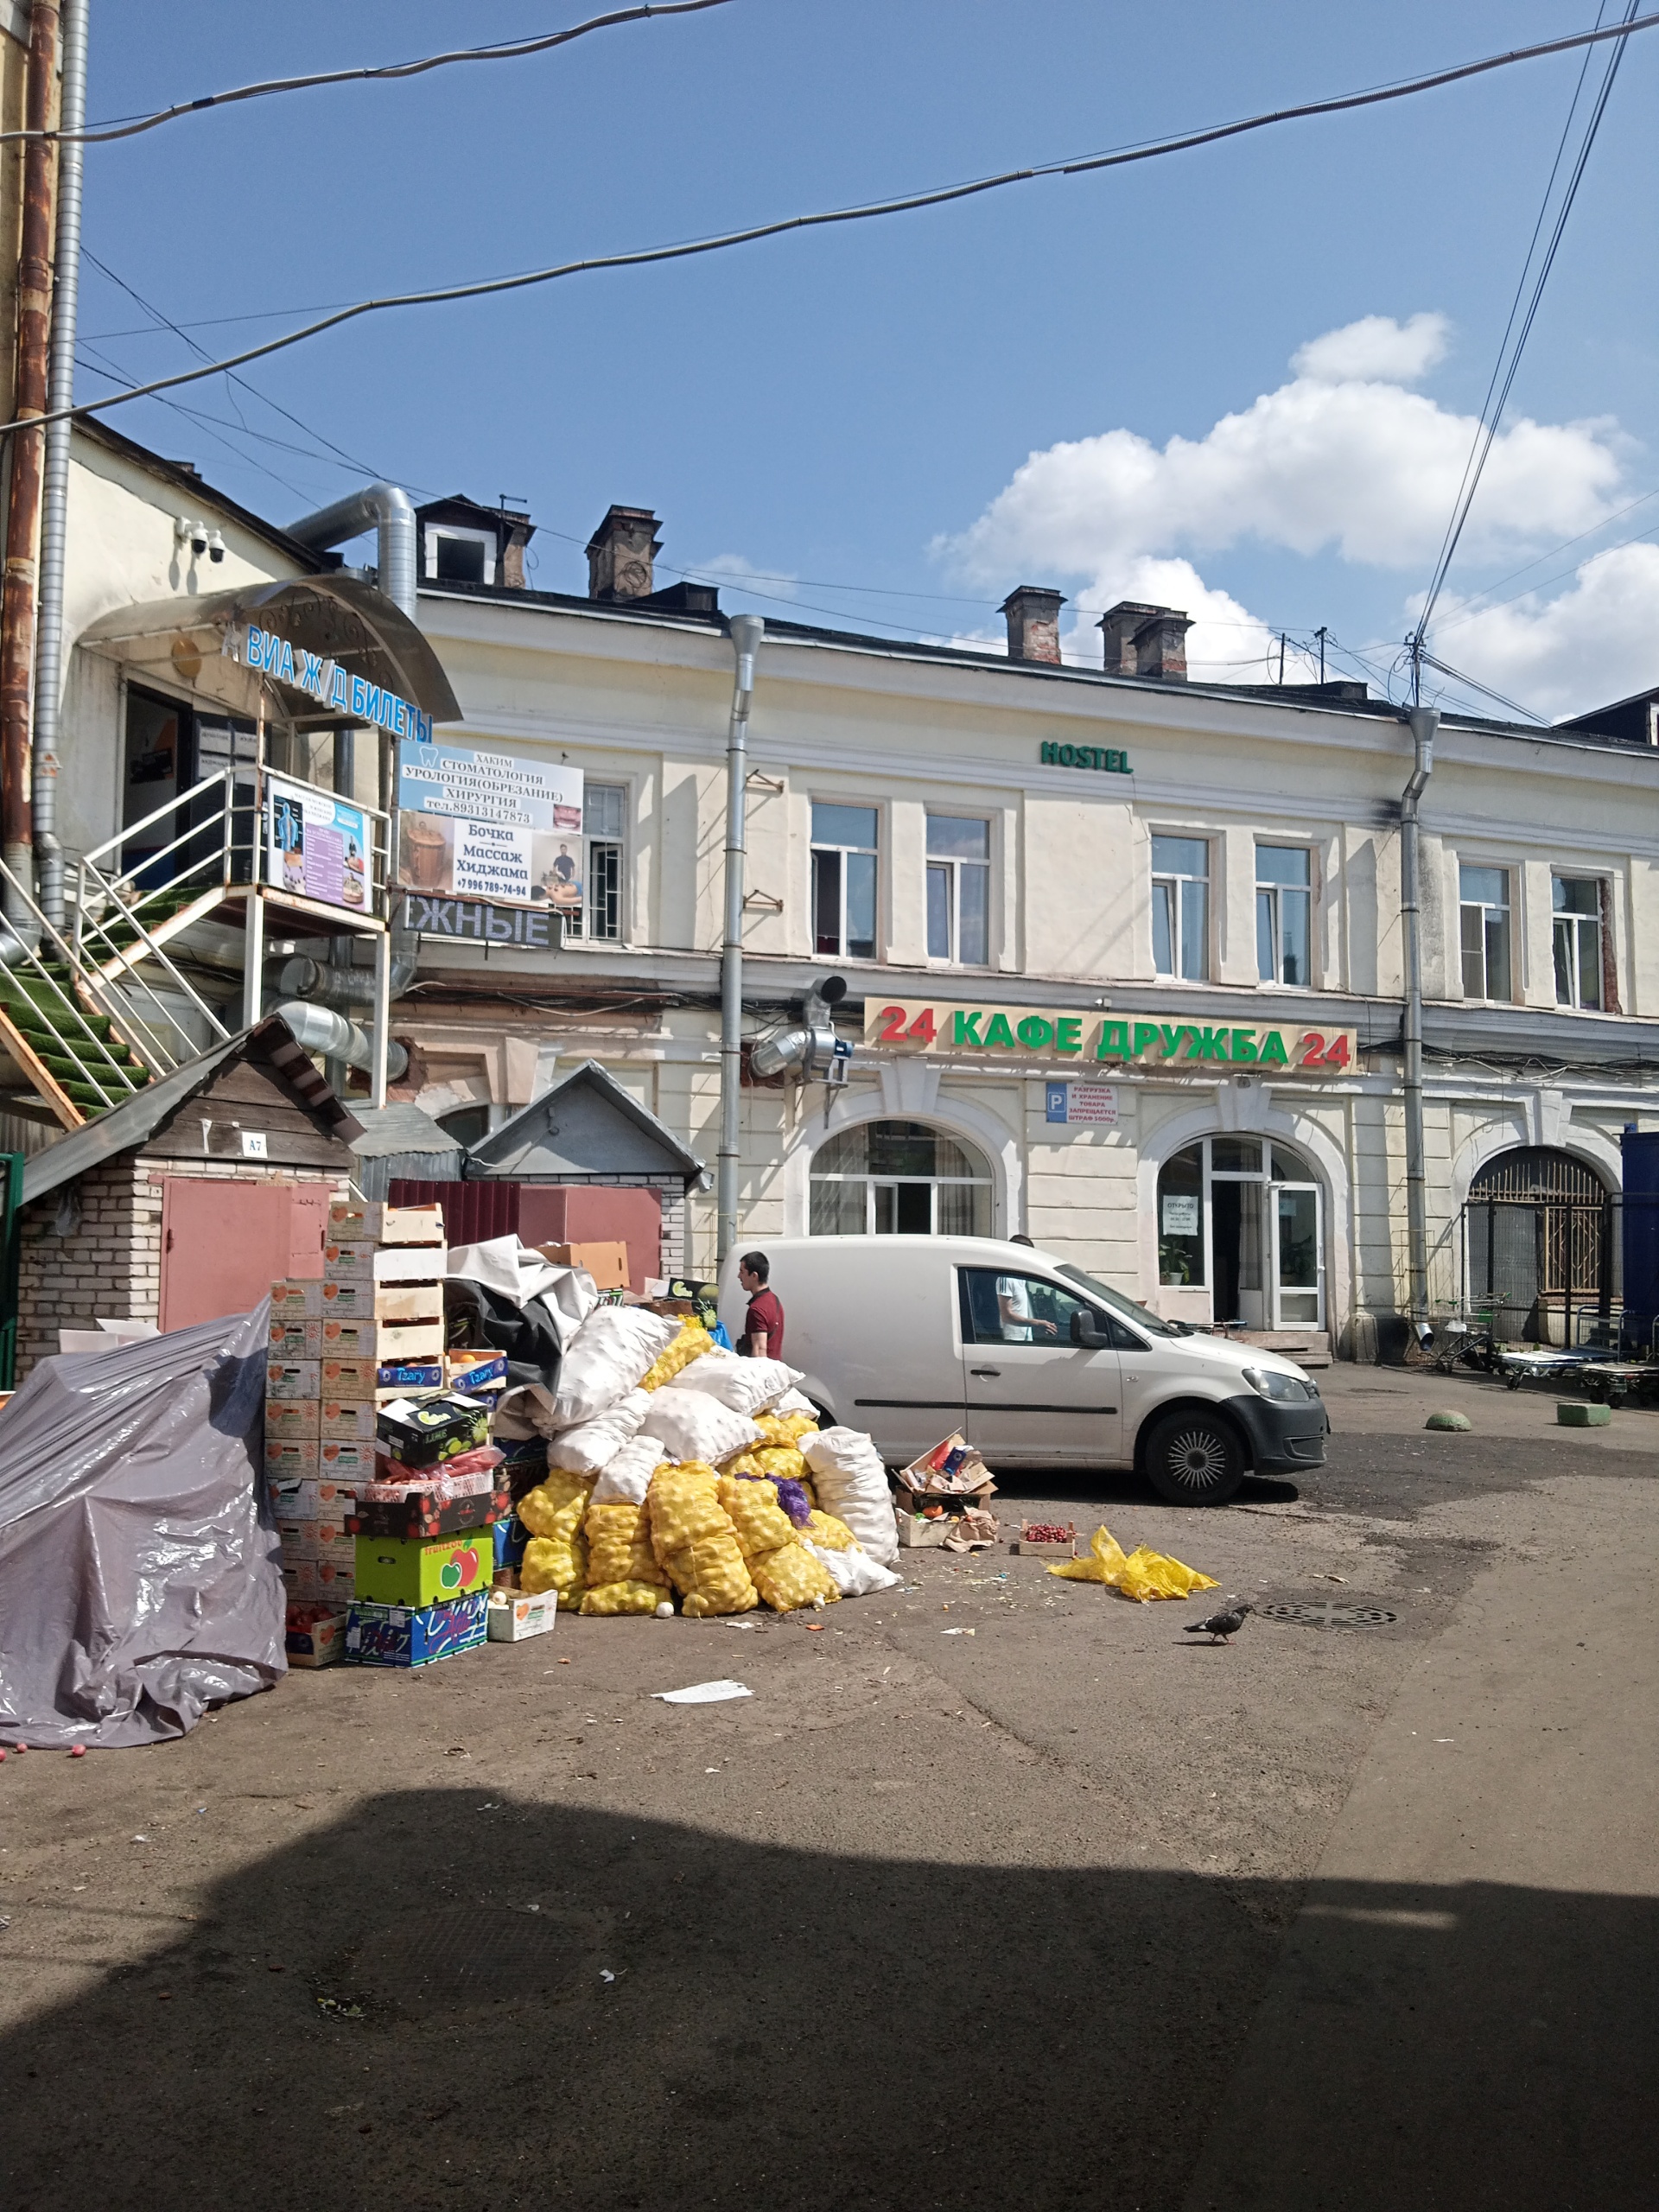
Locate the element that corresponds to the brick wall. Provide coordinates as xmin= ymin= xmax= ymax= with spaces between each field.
xmin=16 ymin=1156 xmax=349 ymax=1378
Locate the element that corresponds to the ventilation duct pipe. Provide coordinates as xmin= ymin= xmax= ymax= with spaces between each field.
xmin=275 ymin=999 xmax=407 ymax=1081
xmin=284 ymin=484 xmax=416 ymax=619
xmin=1400 ymin=705 xmax=1437 ymax=1336
xmin=273 ymin=929 xmax=418 ymax=1012
xmin=748 ymin=976 xmax=850 ymax=1081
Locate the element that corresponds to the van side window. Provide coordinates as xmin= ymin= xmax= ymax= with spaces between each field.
xmin=958 ymin=1268 xmax=1117 ymax=1347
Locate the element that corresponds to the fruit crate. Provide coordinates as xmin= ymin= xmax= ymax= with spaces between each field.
xmin=1018 ymin=1519 xmax=1077 ymax=1558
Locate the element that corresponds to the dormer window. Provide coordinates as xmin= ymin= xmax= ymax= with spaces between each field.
xmin=424 ymin=524 xmax=496 ymax=586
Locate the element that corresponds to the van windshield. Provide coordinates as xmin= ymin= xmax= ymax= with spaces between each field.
xmin=1055 ymin=1263 xmax=1183 ymax=1337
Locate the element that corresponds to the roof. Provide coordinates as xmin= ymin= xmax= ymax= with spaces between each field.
xmin=347 ymin=1102 xmax=464 ymax=1160
xmin=464 ymin=1058 xmax=705 ymax=1184
xmin=20 ymin=1015 xmax=365 ymax=1206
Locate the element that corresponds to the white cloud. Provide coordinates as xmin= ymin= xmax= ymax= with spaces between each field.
xmin=687 ymin=552 xmax=798 ymax=598
xmin=936 ymin=310 xmax=1650 ymax=714
xmin=1291 ymin=311 xmax=1449 ymax=385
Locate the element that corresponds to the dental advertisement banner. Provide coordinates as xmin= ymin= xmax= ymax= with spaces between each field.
xmin=395 ymin=741 xmax=584 ymax=912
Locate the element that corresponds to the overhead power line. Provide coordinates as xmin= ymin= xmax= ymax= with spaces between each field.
xmin=7 ymin=9 xmax=1659 ymax=444
xmin=0 ymin=0 xmax=737 ymax=144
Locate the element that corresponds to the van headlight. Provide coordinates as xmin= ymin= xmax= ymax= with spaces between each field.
xmin=1242 ymin=1366 xmax=1316 ymax=1402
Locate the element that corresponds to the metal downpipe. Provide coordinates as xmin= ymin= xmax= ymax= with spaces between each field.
xmin=284 ymin=483 xmax=416 ymax=620
xmin=1401 ymin=706 xmax=1437 ymax=1331
xmin=31 ymin=0 xmax=86 ymax=933
xmin=716 ymin=614 xmax=763 ymax=1266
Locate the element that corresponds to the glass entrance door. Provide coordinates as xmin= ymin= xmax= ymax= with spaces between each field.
xmin=1272 ymin=1183 xmax=1323 ymax=1326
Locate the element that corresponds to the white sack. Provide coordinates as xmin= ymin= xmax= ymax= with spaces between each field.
xmin=674 ymin=1354 xmax=803 ymax=1417
xmin=590 ymin=1433 xmax=671 ymax=1506
xmin=772 ymin=1387 xmax=818 ymax=1418
xmin=799 ymin=1427 xmax=899 ymax=1567
xmin=804 ymin=1538 xmax=903 ymax=1597
xmin=550 ymin=1307 xmax=679 ymax=1429
xmin=447 ymin=1237 xmax=600 ymax=1345
xmin=639 ymin=1386 xmax=763 ymax=1466
xmin=545 ymin=1388 xmax=651 ymax=1476
xmin=492 ymin=1382 xmax=560 ymax=1438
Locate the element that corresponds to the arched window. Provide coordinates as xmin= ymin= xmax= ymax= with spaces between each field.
xmin=810 ymin=1120 xmax=993 ymax=1236
xmin=1156 ymin=1135 xmax=1324 ymax=1329
xmin=1467 ymin=1147 xmax=1610 ymax=1334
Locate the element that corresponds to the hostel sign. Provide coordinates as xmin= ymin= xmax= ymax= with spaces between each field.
xmin=867 ymin=999 xmax=1357 ymax=1074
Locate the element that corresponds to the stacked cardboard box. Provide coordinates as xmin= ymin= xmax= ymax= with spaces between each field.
xmin=346 ymin=1390 xmax=503 ymax=1667
xmin=322 ymin=1200 xmax=448 ymax=1401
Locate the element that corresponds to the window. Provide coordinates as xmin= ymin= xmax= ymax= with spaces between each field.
xmin=1151 ymin=835 xmax=1209 ymax=980
xmin=809 ymin=1119 xmax=991 ymax=1236
xmin=1157 ymin=1136 xmax=1323 ymax=1327
xmin=435 ymin=1103 xmax=492 ymax=1147
xmin=1459 ymin=865 xmax=1511 ymax=1001
xmin=1552 ymin=876 xmax=1602 ymax=1009
xmin=811 ymin=803 xmax=878 ymax=960
xmin=1255 ymin=844 xmax=1312 ymax=987
xmin=423 ymin=524 xmax=495 ymax=585
xmin=925 ymin=815 xmax=990 ymax=963
xmin=564 ymin=781 xmax=626 ymax=942
xmin=959 ymin=1268 xmax=1135 ymax=1348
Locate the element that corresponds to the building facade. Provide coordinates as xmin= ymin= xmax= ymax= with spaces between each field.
xmin=381 ymin=505 xmax=1659 ymax=1357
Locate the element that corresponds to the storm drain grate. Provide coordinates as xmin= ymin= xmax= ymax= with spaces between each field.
xmin=1259 ymin=1599 xmax=1399 ymax=1630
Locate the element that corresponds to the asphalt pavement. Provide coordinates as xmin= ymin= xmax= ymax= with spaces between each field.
xmin=2 ymin=1363 xmax=1654 ymax=2211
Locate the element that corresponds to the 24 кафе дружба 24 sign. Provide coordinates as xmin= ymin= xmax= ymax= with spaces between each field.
xmin=866 ymin=1000 xmax=1358 ymax=1072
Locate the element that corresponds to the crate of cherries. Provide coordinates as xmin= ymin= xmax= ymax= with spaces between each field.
xmin=1018 ymin=1519 xmax=1077 ymax=1558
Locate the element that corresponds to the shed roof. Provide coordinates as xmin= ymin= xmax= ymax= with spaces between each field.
xmin=465 ymin=1059 xmax=705 ymax=1184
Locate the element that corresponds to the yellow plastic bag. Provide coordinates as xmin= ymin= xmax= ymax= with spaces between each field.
xmin=639 ymin=1321 xmax=711 ymax=1393
xmin=580 ymin=1580 xmax=668 ymax=1617
xmin=663 ymin=1532 xmax=758 ymax=1617
xmin=518 ymin=1471 xmax=593 ymax=1538
xmin=753 ymin=1445 xmax=806 ymax=1484
xmin=647 ymin=1460 xmax=730 ymax=1561
xmin=585 ymin=1500 xmax=668 ymax=1589
xmin=521 ymin=1530 xmax=588 ymax=1604
xmin=802 ymin=1508 xmax=856 ymax=1552
xmin=717 ymin=1474 xmax=798 ymax=1560
xmin=752 ymin=1539 xmax=840 ymax=1613
xmin=1048 ymin=1523 xmax=1218 ymax=1604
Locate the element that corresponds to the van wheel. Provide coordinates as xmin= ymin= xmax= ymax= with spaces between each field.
xmin=1144 ymin=1409 xmax=1243 ymax=1505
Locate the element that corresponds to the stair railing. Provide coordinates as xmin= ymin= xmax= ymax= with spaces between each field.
xmin=0 ymin=856 xmax=152 ymax=1112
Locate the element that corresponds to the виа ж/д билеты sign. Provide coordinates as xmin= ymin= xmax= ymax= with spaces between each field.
xmin=865 ymin=999 xmax=1357 ymax=1074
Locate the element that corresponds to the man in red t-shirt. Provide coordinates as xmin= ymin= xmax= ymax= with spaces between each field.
xmin=738 ymin=1251 xmax=784 ymax=1361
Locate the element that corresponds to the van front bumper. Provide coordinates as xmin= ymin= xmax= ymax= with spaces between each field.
xmin=1224 ymin=1392 xmax=1328 ymax=1472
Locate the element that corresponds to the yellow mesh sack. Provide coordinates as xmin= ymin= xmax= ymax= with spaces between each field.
xmin=754 ymin=1411 xmax=818 ymax=1446
xmin=518 ymin=1473 xmax=593 ymax=1538
xmin=803 ymin=1508 xmax=856 ymax=1551
xmin=753 ymin=1445 xmax=806 ymax=1484
xmin=639 ymin=1320 xmax=712 ymax=1393
xmin=585 ymin=1499 xmax=669 ymax=1589
xmin=752 ymin=1539 xmax=840 ymax=1613
xmin=663 ymin=1532 xmax=758 ymax=1617
xmin=717 ymin=1474 xmax=798 ymax=1560
xmin=580 ymin=1580 xmax=669 ymax=1617
xmin=521 ymin=1530 xmax=588 ymax=1604
xmin=647 ymin=1460 xmax=730 ymax=1561
xmin=719 ymin=1449 xmax=766 ymax=1478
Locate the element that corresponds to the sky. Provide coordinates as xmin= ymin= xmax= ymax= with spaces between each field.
xmin=73 ymin=2 xmax=1659 ymax=722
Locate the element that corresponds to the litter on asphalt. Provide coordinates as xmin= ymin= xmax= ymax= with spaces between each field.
xmin=651 ymin=1680 xmax=753 ymax=1705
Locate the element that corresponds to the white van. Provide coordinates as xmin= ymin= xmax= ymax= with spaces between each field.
xmin=718 ymin=1236 xmax=1326 ymax=1505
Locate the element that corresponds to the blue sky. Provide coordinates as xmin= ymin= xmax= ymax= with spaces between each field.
xmin=77 ymin=2 xmax=1659 ymax=718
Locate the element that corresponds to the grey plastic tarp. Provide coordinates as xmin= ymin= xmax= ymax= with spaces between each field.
xmin=0 ymin=1301 xmax=283 ymax=1747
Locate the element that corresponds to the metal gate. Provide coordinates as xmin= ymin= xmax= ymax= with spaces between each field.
xmin=1462 ymin=1147 xmax=1615 ymax=1346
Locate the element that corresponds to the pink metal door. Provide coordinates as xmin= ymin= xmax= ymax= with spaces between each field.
xmin=159 ymin=1179 xmax=296 ymax=1332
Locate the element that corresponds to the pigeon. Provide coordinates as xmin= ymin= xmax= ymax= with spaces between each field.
xmin=1185 ymin=1600 xmax=1253 ymax=1644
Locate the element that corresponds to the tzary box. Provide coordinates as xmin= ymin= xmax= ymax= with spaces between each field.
xmin=263 ymin=1436 xmax=320 ymax=1478
xmin=266 ymin=1359 xmax=321 ymax=1401
xmin=270 ymin=1278 xmax=327 ymax=1319
xmin=321 ymin=1399 xmax=378 ymax=1441
xmin=264 ymin=1397 xmax=321 ymax=1441
xmin=270 ymin=1318 xmax=322 ymax=1357
xmin=321 ymin=1357 xmax=377 ymax=1403
xmin=372 ymin=1282 xmax=446 ymax=1325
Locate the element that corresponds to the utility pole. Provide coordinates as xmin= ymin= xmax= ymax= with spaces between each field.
xmin=1314 ymin=626 xmax=1328 ymax=684
xmin=1401 ymin=705 xmax=1438 ymax=1332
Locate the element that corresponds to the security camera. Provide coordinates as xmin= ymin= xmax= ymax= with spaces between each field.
xmin=206 ymin=529 xmax=226 ymax=564
xmin=189 ymin=524 xmax=208 ymax=558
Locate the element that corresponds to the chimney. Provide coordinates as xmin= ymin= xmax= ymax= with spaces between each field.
xmin=499 ymin=507 xmax=535 ymax=590
xmin=1097 ymin=599 xmax=1192 ymax=682
xmin=1000 ymin=585 xmax=1066 ymax=664
xmin=586 ymin=505 xmax=662 ymax=601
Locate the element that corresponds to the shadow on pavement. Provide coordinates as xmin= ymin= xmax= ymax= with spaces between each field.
xmin=3 ymin=1789 xmax=1655 ymax=2212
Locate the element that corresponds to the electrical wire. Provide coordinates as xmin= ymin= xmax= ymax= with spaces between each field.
xmin=0 ymin=1 xmax=737 ymax=144
xmin=8 ymin=10 xmax=1659 ymax=443
xmin=1413 ymin=2 xmax=1641 ymax=670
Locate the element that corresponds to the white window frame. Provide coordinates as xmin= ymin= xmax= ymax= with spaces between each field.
xmin=810 ymin=803 xmax=880 ymax=961
xmin=1552 ymin=873 xmax=1605 ymax=1011
xmin=1150 ymin=833 xmax=1211 ymax=982
xmin=1458 ymin=861 xmax=1513 ymax=1002
xmin=1255 ymin=843 xmax=1314 ymax=989
xmin=564 ymin=779 xmax=627 ymax=944
xmin=423 ymin=523 xmax=497 ymax=586
xmin=925 ymin=814 xmax=991 ymax=966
